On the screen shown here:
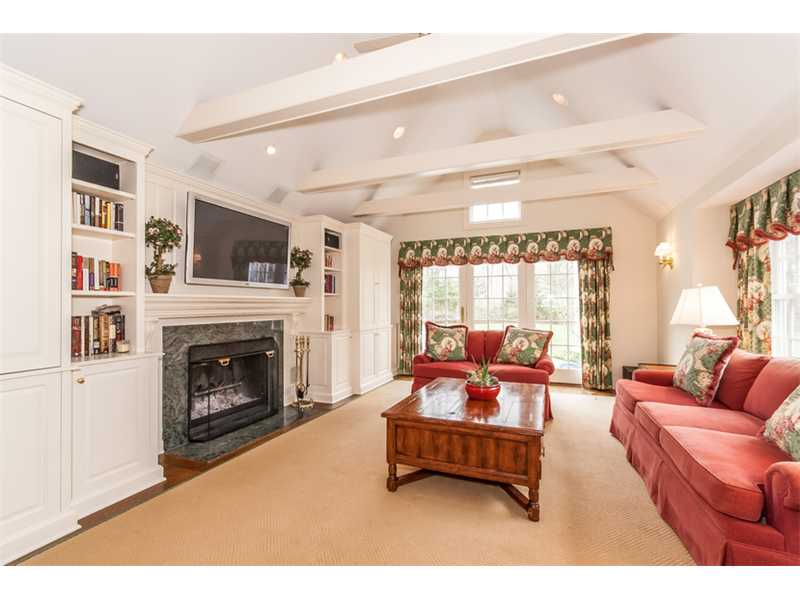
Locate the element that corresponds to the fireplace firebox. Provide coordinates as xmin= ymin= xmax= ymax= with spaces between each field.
xmin=187 ymin=336 xmax=280 ymax=442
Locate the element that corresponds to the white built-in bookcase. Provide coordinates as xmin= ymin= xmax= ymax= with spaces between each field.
xmin=70 ymin=117 xmax=152 ymax=362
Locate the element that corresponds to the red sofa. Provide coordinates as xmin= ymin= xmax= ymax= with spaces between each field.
xmin=610 ymin=350 xmax=800 ymax=565
xmin=412 ymin=329 xmax=555 ymax=420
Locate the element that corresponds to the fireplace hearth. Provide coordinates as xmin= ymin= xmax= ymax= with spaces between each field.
xmin=187 ymin=337 xmax=280 ymax=442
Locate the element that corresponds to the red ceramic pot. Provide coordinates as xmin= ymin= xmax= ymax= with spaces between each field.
xmin=465 ymin=382 xmax=501 ymax=401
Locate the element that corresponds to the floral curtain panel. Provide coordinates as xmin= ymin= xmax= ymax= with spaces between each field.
xmin=736 ymin=245 xmax=772 ymax=354
xmin=727 ymin=170 xmax=799 ymax=354
xmin=398 ymin=227 xmax=613 ymax=270
xmin=578 ymin=258 xmax=613 ymax=391
xmin=397 ymin=266 xmax=423 ymax=375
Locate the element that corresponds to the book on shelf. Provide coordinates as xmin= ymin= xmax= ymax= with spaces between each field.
xmin=71 ymin=252 xmax=121 ymax=292
xmin=324 ymin=253 xmax=334 ymax=268
xmin=71 ymin=305 xmax=126 ymax=358
xmin=324 ymin=273 xmax=337 ymax=294
xmin=72 ymin=192 xmax=125 ymax=232
xmin=324 ymin=314 xmax=335 ymax=332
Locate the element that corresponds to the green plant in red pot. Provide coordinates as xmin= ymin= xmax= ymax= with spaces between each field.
xmin=145 ymin=216 xmax=182 ymax=294
xmin=465 ymin=358 xmax=501 ymax=401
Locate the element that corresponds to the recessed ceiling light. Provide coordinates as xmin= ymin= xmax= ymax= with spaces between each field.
xmin=393 ymin=126 xmax=406 ymax=139
xmin=552 ymin=92 xmax=569 ymax=106
xmin=266 ymin=145 xmax=277 ymax=156
xmin=333 ymin=52 xmax=347 ymax=63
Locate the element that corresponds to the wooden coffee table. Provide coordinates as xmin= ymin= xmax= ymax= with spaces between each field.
xmin=381 ymin=377 xmax=545 ymax=521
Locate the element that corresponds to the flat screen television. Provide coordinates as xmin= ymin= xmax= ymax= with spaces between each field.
xmin=185 ymin=193 xmax=290 ymax=289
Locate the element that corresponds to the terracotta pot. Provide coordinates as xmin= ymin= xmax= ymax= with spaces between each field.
xmin=148 ymin=275 xmax=172 ymax=294
xmin=465 ymin=382 xmax=501 ymax=401
xmin=292 ymin=285 xmax=308 ymax=297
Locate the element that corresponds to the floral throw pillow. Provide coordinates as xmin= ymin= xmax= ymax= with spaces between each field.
xmin=424 ymin=322 xmax=468 ymax=362
xmin=495 ymin=326 xmax=553 ymax=367
xmin=763 ymin=384 xmax=800 ymax=461
xmin=673 ymin=332 xmax=739 ymax=406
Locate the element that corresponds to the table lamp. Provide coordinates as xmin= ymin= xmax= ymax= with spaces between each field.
xmin=670 ymin=284 xmax=738 ymax=336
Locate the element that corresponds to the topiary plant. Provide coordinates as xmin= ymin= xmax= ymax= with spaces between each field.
xmin=290 ymin=246 xmax=313 ymax=287
xmin=144 ymin=216 xmax=182 ymax=278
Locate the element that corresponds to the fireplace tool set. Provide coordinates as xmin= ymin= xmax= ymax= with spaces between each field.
xmin=293 ymin=335 xmax=313 ymax=413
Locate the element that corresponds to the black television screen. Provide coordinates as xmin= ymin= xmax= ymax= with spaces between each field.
xmin=186 ymin=194 xmax=290 ymax=288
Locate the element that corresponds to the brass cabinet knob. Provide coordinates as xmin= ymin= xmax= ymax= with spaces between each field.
xmin=76 ymin=377 xmax=86 ymax=384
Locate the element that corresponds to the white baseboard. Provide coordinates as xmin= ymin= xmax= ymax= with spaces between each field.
xmin=1 ymin=511 xmax=79 ymax=565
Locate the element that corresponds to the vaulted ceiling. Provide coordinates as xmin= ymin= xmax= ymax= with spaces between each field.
xmin=1 ymin=33 xmax=797 ymax=221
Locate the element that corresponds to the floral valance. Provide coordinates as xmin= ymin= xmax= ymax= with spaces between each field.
xmin=726 ymin=169 xmax=800 ymax=266
xmin=398 ymin=227 xmax=613 ymax=270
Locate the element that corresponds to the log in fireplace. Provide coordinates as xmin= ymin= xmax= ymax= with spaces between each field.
xmin=187 ymin=336 xmax=280 ymax=442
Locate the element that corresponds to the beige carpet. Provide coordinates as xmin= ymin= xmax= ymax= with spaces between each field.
xmin=25 ymin=381 xmax=693 ymax=565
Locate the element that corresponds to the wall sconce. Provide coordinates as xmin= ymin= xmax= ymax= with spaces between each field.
xmin=654 ymin=242 xmax=674 ymax=269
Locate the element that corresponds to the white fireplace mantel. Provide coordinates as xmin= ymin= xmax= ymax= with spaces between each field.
xmin=144 ymin=293 xmax=312 ymax=322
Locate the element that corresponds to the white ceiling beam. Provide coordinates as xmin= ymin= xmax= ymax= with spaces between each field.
xmin=352 ymin=167 xmax=657 ymax=217
xmin=178 ymin=33 xmax=638 ymax=142
xmin=301 ymin=110 xmax=704 ymax=193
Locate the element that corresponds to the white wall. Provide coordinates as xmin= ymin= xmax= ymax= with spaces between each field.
xmin=656 ymin=202 xmax=739 ymax=363
xmin=145 ymin=162 xmax=298 ymax=297
xmin=361 ymin=193 xmax=660 ymax=382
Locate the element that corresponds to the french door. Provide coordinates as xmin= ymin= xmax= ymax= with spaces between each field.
xmin=421 ymin=262 xmax=582 ymax=383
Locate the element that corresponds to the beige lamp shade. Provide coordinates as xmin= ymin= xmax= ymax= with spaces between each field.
xmin=670 ymin=285 xmax=738 ymax=327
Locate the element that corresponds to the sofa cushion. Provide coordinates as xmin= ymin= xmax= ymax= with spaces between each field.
xmin=635 ymin=402 xmax=763 ymax=442
xmin=659 ymin=426 xmax=790 ymax=522
xmin=716 ymin=350 xmax=771 ymax=410
xmin=495 ymin=326 xmax=553 ymax=366
xmin=484 ymin=330 xmax=504 ymax=363
xmin=763 ymin=383 xmax=800 ymax=461
xmin=424 ymin=322 xmax=468 ymax=362
xmin=673 ymin=332 xmax=739 ymax=406
xmin=488 ymin=363 xmax=549 ymax=385
xmin=615 ymin=379 xmax=712 ymax=414
xmin=744 ymin=358 xmax=800 ymax=420
xmin=412 ymin=360 xmax=475 ymax=380
xmin=465 ymin=331 xmax=485 ymax=363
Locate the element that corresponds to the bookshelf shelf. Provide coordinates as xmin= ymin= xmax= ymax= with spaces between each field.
xmin=324 ymin=293 xmax=339 ymax=297
xmin=72 ymin=224 xmax=135 ymax=240
xmin=324 ymin=246 xmax=342 ymax=253
xmin=70 ymin=350 xmax=161 ymax=366
xmin=72 ymin=178 xmax=136 ymax=203
xmin=323 ymin=267 xmax=342 ymax=272
xmin=72 ymin=290 xmax=136 ymax=298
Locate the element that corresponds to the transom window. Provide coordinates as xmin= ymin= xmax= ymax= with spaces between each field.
xmin=532 ymin=261 xmax=582 ymax=372
xmin=468 ymin=201 xmax=521 ymax=224
xmin=770 ymin=236 xmax=800 ymax=358
xmin=472 ymin=263 xmax=519 ymax=331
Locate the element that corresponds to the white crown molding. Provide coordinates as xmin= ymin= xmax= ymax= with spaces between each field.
xmin=144 ymin=293 xmax=311 ymax=321
xmin=73 ymin=115 xmax=153 ymax=160
xmin=0 ymin=62 xmax=82 ymax=117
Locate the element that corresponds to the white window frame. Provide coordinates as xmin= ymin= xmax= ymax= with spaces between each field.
xmin=769 ymin=236 xmax=800 ymax=358
xmin=419 ymin=261 xmax=582 ymax=384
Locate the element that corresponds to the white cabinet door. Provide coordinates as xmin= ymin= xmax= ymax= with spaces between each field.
xmin=70 ymin=357 xmax=162 ymax=516
xmin=359 ymin=331 xmax=375 ymax=382
xmin=374 ymin=328 xmax=391 ymax=377
xmin=332 ymin=333 xmax=350 ymax=390
xmin=359 ymin=237 xmax=376 ymax=330
xmin=0 ymin=98 xmax=63 ymax=374
xmin=0 ymin=373 xmax=72 ymax=561
xmin=373 ymin=240 xmax=391 ymax=327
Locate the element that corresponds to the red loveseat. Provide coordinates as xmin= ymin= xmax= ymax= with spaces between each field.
xmin=412 ymin=329 xmax=555 ymax=420
xmin=610 ymin=350 xmax=800 ymax=565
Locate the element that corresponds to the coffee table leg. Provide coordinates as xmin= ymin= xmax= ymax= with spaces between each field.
xmin=387 ymin=463 xmax=398 ymax=492
xmin=527 ymin=488 xmax=540 ymax=522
